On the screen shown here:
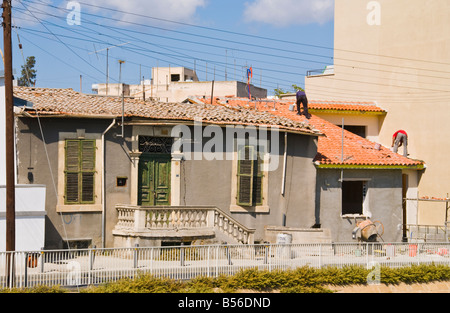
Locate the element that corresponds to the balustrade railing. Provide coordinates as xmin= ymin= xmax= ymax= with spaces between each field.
xmin=114 ymin=205 xmax=255 ymax=244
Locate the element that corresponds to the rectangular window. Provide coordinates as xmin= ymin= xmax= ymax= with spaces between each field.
xmin=171 ymin=74 xmax=180 ymax=82
xmin=64 ymin=139 xmax=96 ymax=204
xmin=237 ymin=146 xmax=263 ymax=207
xmin=342 ymin=181 xmax=367 ymax=215
xmin=337 ymin=125 xmax=366 ymax=138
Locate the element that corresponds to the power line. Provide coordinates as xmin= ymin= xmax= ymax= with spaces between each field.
xmin=13 ymin=9 xmax=303 ymax=89
xmin=55 ymin=0 xmax=450 ymax=68
xmin=15 ymin=25 xmax=450 ymax=102
xmin=12 ymin=0 xmax=450 ymax=97
xmin=16 ymin=0 xmax=108 ymax=80
xmin=17 ymin=32 xmax=105 ymax=83
xmin=19 ymin=0 xmax=450 ymax=80
xmin=16 ymin=23 xmax=450 ymax=95
xmin=15 ymin=1 xmax=450 ymax=85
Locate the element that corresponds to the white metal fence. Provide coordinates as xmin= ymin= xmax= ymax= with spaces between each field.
xmin=1 ymin=242 xmax=449 ymax=289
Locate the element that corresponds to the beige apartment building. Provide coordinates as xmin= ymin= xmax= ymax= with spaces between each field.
xmin=305 ymin=0 xmax=450 ymax=227
xmin=93 ymin=66 xmax=267 ymax=102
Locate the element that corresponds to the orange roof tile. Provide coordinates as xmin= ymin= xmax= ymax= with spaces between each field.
xmin=191 ymin=96 xmax=423 ymax=169
xmin=13 ymin=87 xmax=320 ymax=136
xmin=191 ymin=96 xmax=386 ymax=113
xmin=308 ymin=100 xmax=386 ymax=113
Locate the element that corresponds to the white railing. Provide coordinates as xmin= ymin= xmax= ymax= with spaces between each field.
xmin=1 ymin=242 xmax=449 ymax=289
xmin=114 ymin=205 xmax=255 ymax=244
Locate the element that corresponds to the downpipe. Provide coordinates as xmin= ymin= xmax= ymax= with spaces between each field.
xmin=102 ymin=119 xmax=116 ymax=248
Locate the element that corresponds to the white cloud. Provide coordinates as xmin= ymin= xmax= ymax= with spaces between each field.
xmin=243 ymin=0 xmax=334 ymax=27
xmin=85 ymin=0 xmax=207 ymax=25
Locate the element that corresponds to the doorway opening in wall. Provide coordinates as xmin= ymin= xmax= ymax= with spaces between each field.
xmin=137 ymin=136 xmax=173 ymax=206
xmin=337 ymin=125 xmax=366 ymax=138
xmin=342 ymin=180 xmax=368 ymax=215
xmin=171 ymin=74 xmax=180 ymax=82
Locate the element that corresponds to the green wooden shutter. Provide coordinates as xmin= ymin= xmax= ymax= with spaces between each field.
xmin=237 ymin=146 xmax=254 ymax=206
xmin=65 ymin=140 xmax=80 ymax=203
xmin=81 ymin=140 xmax=95 ymax=203
xmin=64 ymin=139 xmax=96 ymax=204
xmin=253 ymin=153 xmax=263 ymax=206
xmin=237 ymin=146 xmax=264 ymax=207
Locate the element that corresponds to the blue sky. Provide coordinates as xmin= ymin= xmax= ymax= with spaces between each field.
xmin=6 ymin=0 xmax=335 ymax=96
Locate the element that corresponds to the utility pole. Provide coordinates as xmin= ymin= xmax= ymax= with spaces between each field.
xmin=2 ymin=0 xmax=15 ymax=284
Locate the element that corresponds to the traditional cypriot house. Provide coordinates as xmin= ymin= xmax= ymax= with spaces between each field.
xmin=13 ymin=87 xmax=322 ymax=249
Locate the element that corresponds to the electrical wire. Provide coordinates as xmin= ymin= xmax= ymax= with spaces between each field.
xmin=40 ymin=0 xmax=450 ymax=69
xmin=11 ymin=0 xmax=450 ymax=98
xmin=14 ymin=2 xmax=450 ymax=87
xmin=15 ymin=0 xmax=108 ymax=81
xmin=22 ymin=0 xmax=450 ymax=75
xmin=20 ymin=25 xmax=450 ymax=102
xmin=13 ymin=10 xmax=450 ymax=96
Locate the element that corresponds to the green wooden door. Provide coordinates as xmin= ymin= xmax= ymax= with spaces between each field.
xmin=138 ymin=155 xmax=171 ymax=206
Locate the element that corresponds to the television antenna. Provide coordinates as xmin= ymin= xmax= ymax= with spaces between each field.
xmin=90 ymin=42 xmax=130 ymax=96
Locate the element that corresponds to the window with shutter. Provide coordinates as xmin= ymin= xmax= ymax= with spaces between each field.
xmin=64 ymin=139 xmax=96 ymax=204
xmin=237 ymin=145 xmax=263 ymax=207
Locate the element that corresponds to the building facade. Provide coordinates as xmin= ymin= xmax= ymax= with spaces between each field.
xmin=93 ymin=67 xmax=267 ymax=103
xmin=305 ymin=0 xmax=450 ymax=227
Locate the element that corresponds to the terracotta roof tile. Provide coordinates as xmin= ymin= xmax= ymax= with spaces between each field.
xmin=307 ymin=100 xmax=386 ymax=113
xmin=191 ymin=96 xmax=423 ymax=168
xmin=195 ymin=97 xmax=386 ymax=113
xmin=13 ymin=87 xmax=320 ymax=136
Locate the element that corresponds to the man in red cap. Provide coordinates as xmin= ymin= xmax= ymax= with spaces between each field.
xmin=392 ymin=130 xmax=408 ymax=157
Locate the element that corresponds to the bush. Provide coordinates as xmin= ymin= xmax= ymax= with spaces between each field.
xmin=83 ymin=274 xmax=184 ymax=293
xmin=0 ymin=285 xmax=66 ymax=293
xmin=4 ymin=263 xmax=450 ymax=293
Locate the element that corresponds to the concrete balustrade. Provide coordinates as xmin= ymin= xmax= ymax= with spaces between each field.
xmin=113 ymin=205 xmax=255 ymax=247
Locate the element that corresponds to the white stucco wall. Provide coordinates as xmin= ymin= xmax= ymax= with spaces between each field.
xmin=0 ymin=84 xmax=46 ymax=251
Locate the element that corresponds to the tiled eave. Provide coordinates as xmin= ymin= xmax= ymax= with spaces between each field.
xmin=309 ymin=108 xmax=387 ymax=115
xmin=315 ymin=163 xmax=425 ymax=170
xmin=19 ymin=108 xmax=322 ymax=137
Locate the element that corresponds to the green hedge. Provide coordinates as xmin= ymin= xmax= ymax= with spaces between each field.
xmin=83 ymin=264 xmax=450 ymax=293
xmin=2 ymin=264 xmax=450 ymax=293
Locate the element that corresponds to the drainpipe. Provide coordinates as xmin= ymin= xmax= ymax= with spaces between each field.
xmin=102 ymin=119 xmax=116 ymax=248
xmin=341 ymin=118 xmax=344 ymax=183
xmin=281 ymin=132 xmax=288 ymax=226
xmin=281 ymin=131 xmax=287 ymax=196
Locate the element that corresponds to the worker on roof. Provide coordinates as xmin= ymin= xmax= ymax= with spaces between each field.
xmin=296 ymin=89 xmax=311 ymax=119
xmin=392 ymin=130 xmax=408 ymax=157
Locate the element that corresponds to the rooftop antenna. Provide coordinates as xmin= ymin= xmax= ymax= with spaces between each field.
xmin=225 ymin=50 xmax=228 ymax=81
xmin=118 ymin=60 xmax=125 ymax=138
xmin=89 ymin=42 xmax=130 ymax=96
